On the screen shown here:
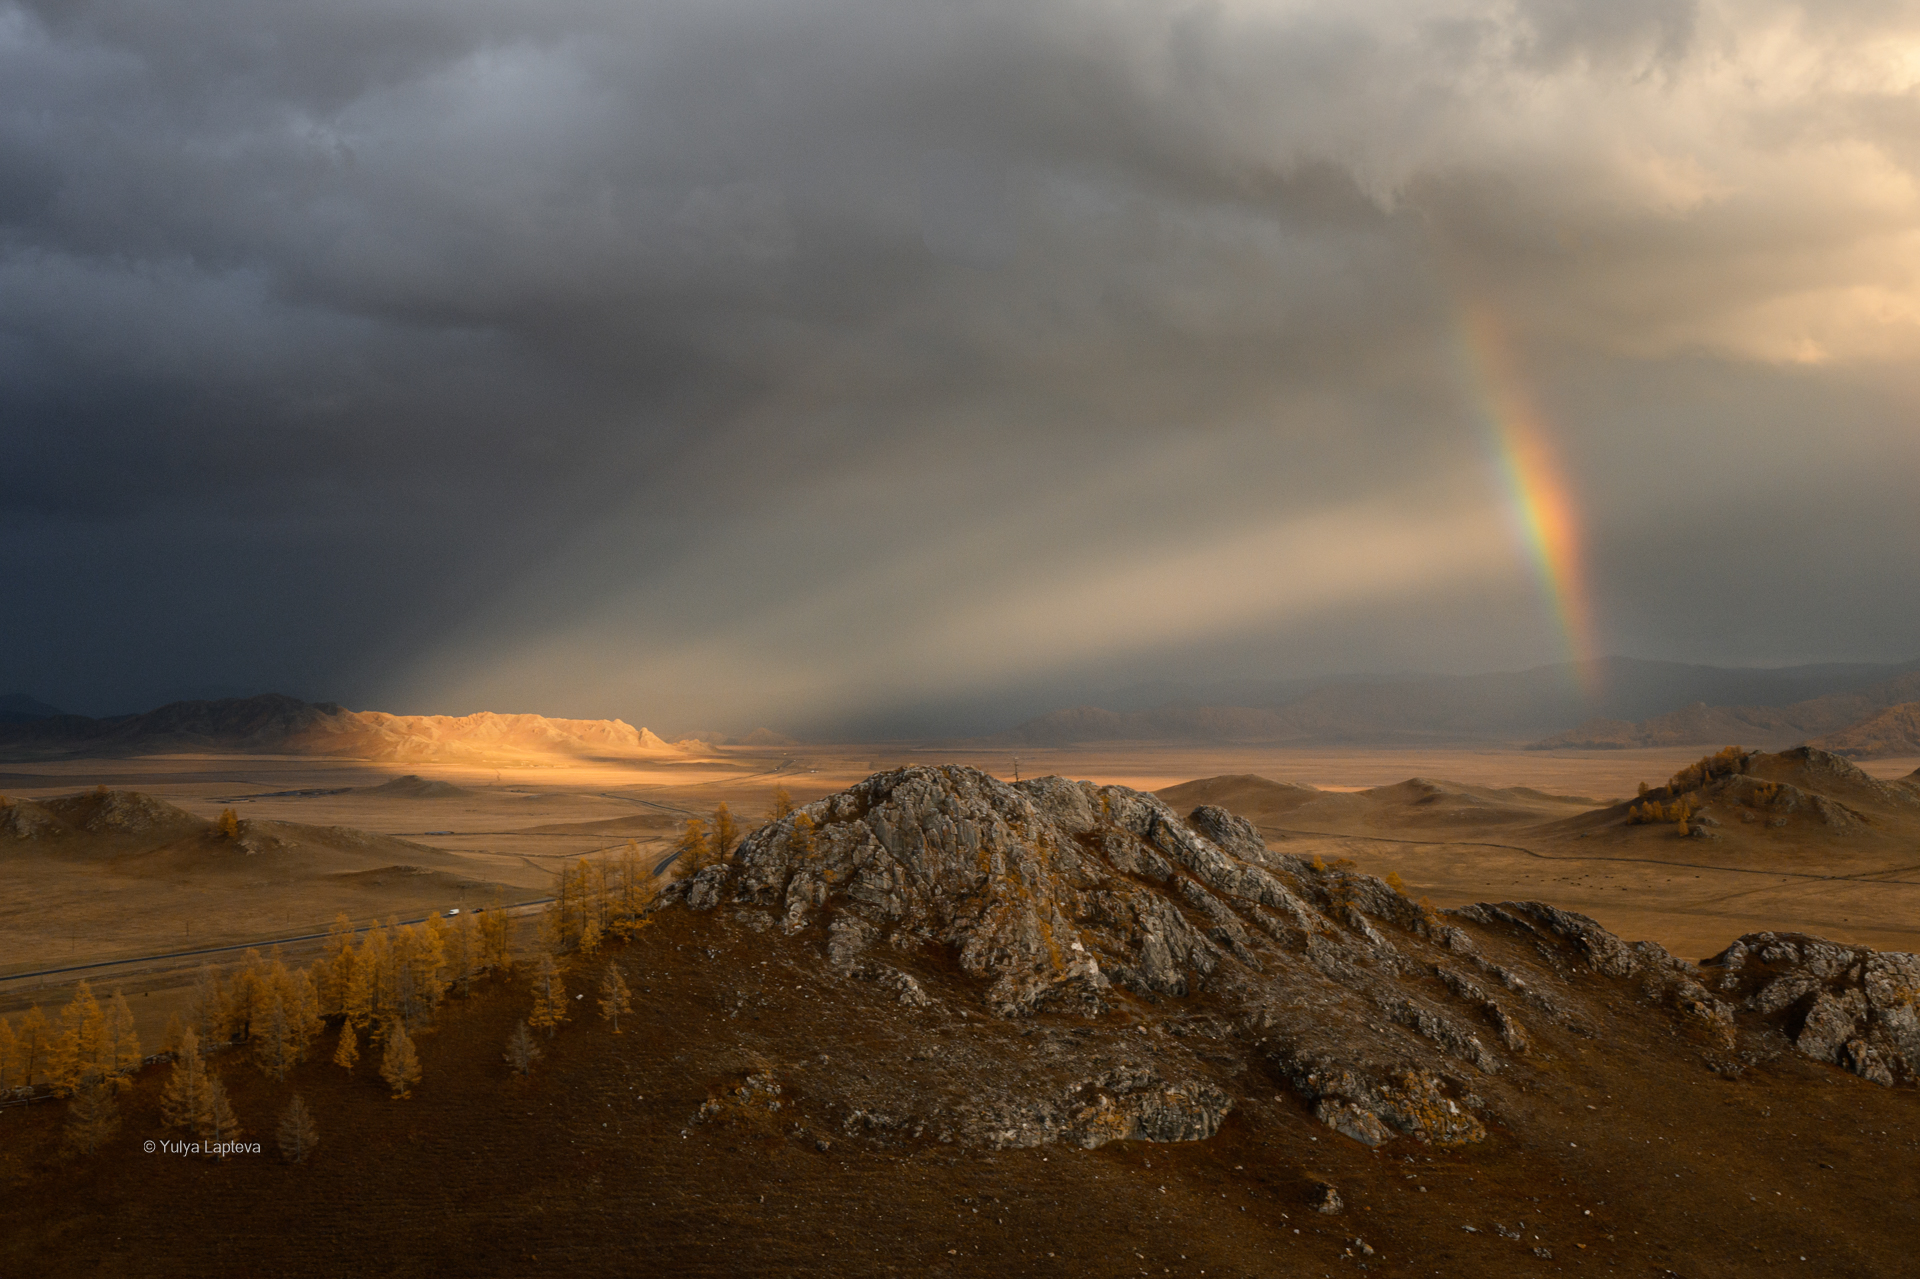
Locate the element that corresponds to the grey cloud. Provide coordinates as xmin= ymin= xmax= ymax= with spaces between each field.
xmin=1 ymin=0 xmax=1916 ymax=729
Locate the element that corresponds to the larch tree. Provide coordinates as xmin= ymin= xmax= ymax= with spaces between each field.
xmin=768 ymin=786 xmax=795 ymax=821
xmin=598 ymin=963 xmax=632 ymax=1034
xmin=504 ymin=1022 xmax=541 ymax=1077
xmin=49 ymin=981 xmax=106 ymax=1096
xmin=447 ymin=911 xmax=480 ymax=997
xmin=198 ymin=1070 xmax=242 ymax=1151
xmin=276 ymin=1094 xmax=319 ymax=1164
xmin=528 ymin=954 xmax=568 ymax=1038
xmin=318 ymin=914 xmax=357 ymax=1016
xmin=0 ymin=1016 xmax=15 ymax=1091
xmin=342 ymin=939 xmax=376 ymax=1030
xmin=189 ymin=964 xmax=228 ymax=1046
xmin=711 ymin=803 xmax=740 ymax=865
xmin=479 ymin=904 xmax=516 ymax=976
xmin=216 ymin=807 xmax=240 ymax=839
xmin=160 ymin=1030 xmax=208 ymax=1133
xmin=255 ymin=1000 xmax=295 ymax=1082
xmin=379 ymin=1020 xmax=422 ymax=1099
xmin=61 ymin=1074 xmax=120 ymax=1158
xmin=675 ymin=817 xmax=712 ymax=873
xmin=160 ymin=1013 xmax=186 ymax=1058
xmin=106 ymin=991 xmax=141 ymax=1086
xmin=15 ymin=1005 xmax=49 ymax=1086
xmin=332 ymin=1020 xmax=360 ymax=1072
xmin=788 ymin=811 xmax=818 ymax=860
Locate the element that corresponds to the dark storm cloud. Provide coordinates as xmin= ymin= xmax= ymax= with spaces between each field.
xmin=2 ymin=0 xmax=1917 ymax=731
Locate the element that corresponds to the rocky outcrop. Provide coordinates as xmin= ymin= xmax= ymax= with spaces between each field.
xmin=662 ymin=765 xmax=1919 ymax=1154
xmin=1703 ymin=933 xmax=1920 ymax=1086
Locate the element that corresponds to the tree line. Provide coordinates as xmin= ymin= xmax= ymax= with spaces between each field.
xmin=14 ymin=784 xmax=804 ymax=1163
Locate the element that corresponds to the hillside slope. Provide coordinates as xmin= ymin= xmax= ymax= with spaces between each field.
xmin=4 ymin=764 xmax=1918 ymax=1277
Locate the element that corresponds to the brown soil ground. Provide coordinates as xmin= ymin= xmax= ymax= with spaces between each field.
xmin=2 ymin=903 xmax=1915 ymax=1279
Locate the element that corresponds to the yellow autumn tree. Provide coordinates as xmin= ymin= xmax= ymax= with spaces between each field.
xmin=332 ymin=1019 xmax=360 ymax=1072
xmin=106 ymin=990 xmax=141 ymax=1087
xmin=276 ymin=1094 xmax=319 ymax=1164
xmin=479 ymin=903 xmax=516 ymax=976
xmin=710 ymin=802 xmax=739 ymax=865
xmin=216 ymin=808 xmax=240 ymax=839
xmin=768 ymin=786 xmax=795 ymax=821
xmin=379 ymin=1020 xmax=421 ymax=1099
xmin=598 ymin=963 xmax=632 ymax=1033
xmin=15 ymin=1006 xmax=50 ymax=1086
xmin=528 ymin=954 xmax=568 ymax=1038
xmin=160 ymin=1030 xmax=208 ymax=1133
xmin=675 ymin=816 xmax=712 ymax=873
xmin=61 ymin=1074 xmax=119 ymax=1158
xmin=48 ymin=980 xmax=106 ymax=1096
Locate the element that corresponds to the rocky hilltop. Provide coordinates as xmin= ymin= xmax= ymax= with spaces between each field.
xmin=0 ymin=693 xmax=692 ymax=764
xmin=662 ymin=764 xmax=1917 ymax=1154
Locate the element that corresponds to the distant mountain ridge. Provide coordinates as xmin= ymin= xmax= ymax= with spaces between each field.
xmin=1531 ymin=669 xmax=1920 ymax=755
xmin=0 ymin=693 xmax=65 ymax=725
xmin=990 ymin=657 xmax=1920 ymax=747
xmin=0 ymin=693 xmax=695 ymax=763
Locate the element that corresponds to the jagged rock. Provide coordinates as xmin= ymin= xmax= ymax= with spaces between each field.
xmin=1311 ymin=1181 xmax=1344 ymax=1213
xmin=657 ymin=765 xmax=1920 ymax=1155
xmin=1703 ymin=932 xmax=1920 ymax=1086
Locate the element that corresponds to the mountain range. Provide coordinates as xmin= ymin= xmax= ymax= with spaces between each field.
xmin=990 ymin=656 xmax=1920 ymax=752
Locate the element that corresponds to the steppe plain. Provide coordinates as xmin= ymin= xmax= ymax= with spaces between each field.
xmin=5 ymin=738 xmax=1920 ymax=1279
xmin=6 ymin=739 xmax=1918 ymax=1039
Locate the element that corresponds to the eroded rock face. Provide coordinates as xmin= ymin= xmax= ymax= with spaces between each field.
xmin=662 ymin=765 xmax=1917 ymax=1153
xmin=1704 ymin=933 xmax=1920 ymax=1085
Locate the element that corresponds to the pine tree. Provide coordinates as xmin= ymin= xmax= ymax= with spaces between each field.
xmin=598 ymin=963 xmax=632 ymax=1033
xmin=504 ymin=1022 xmax=541 ymax=1077
xmin=276 ymin=1094 xmax=319 ymax=1164
xmin=160 ymin=1030 xmax=207 ymax=1132
xmin=711 ymin=802 xmax=739 ymax=865
xmin=217 ymin=807 xmax=240 ymax=838
xmin=61 ymin=1074 xmax=120 ymax=1158
xmin=198 ymin=1070 xmax=241 ymax=1151
xmin=528 ymin=954 xmax=568 ymax=1038
xmin=332 ymin=1020 xmax=360 ymax=1072
xmin=379 ymin=1020 xmax=421 ymax=1099
xmin=768 ymin=786 xmax=795 ymax=821
xmin=675 ymin=816 xmax=712 ymax=873
xmin=16 ymin=1005 xmax=50 ymax=1086
xmin=106 ymin=990 xmax=141 ymax=1086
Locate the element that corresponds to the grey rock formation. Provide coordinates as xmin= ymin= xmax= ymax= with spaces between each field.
xmin=1704 ymin=933 xmax=1920 ymax=1084
xmin=662 ymin=765 xmax=1918 ymax=1154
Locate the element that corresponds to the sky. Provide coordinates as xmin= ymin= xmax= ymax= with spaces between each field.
xmin=2 ymin=0 xmax=1918 ymax=736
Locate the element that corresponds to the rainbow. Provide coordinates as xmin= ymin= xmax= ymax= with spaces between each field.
xmin=1456 ymin=303 xmax=1600 ymax=694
